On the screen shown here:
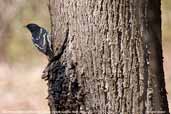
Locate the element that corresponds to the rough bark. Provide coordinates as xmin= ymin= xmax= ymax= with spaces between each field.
xmin=44 ymin=0 xmax=169 ymax=113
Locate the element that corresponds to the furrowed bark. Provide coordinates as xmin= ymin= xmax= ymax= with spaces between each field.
xmin=44 ymin=0 xmax=169 ymax=114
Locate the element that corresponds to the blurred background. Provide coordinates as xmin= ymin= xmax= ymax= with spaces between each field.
xmin=0 ymin=0 xmax=170 ymax=113
xmin=162 ymin=0 xmax=171 ymax=110
xmin=0 ymin=0 xmax=50 ymax=113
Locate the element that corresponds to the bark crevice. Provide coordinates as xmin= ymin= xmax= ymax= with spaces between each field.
xmin=45 ymin=0 xmax=169 ymax=113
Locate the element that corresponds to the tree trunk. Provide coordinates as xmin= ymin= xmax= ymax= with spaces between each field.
xmin=44 ymin=0 xmax=169 ymax=113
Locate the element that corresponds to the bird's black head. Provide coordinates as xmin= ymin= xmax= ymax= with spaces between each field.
xmin=25 ymin=23 xmax=41 ymax=34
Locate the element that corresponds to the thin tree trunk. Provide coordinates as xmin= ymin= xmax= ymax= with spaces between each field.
xmin=44 ymin=0 xmax=169 ymax=113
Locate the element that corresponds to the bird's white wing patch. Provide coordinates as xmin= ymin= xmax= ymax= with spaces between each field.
xmin=47 ymin=34 xmax=52 ymax=51
xmin=43 ymin=33 xmax=46 ymax=46
xmin=37 ymin=28 xmax=42 ymax=40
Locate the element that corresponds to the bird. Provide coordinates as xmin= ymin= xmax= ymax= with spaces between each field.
xmin=25 ymin=23 xmax=54 ymax=59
